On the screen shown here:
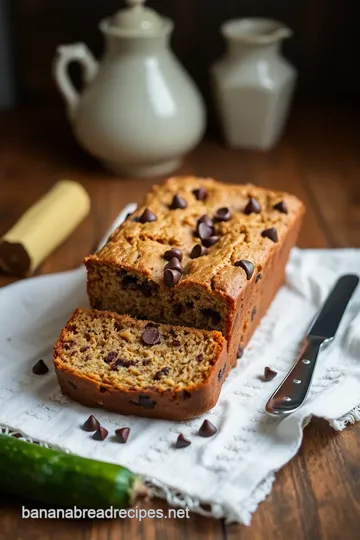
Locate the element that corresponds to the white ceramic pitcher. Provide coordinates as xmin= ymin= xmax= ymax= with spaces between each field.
xmin=53 ymin=0 xmax=206 ymax=177
xmin=211 ymin=18 xmax=296 ymax=150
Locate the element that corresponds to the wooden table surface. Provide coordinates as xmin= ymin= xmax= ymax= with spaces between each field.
xmin=0 ymin=106 xmax=359 ymax=540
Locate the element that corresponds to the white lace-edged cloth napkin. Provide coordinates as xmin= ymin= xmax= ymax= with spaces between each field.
xmin=1 ymin=204 xmax=360 ymax=524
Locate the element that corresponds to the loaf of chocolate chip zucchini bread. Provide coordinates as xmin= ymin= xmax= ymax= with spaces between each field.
xmin=53 ymin=308 xmax=227 ymax=420
xmin=85 ymin=177 xmax=305 ymax=367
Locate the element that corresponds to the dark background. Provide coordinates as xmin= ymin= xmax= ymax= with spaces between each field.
xmin=9 ymin=0 xmax=360 ymax=113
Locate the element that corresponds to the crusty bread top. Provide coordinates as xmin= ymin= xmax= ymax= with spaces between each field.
xmin=85 ymin=177 xmax=304 ymax=299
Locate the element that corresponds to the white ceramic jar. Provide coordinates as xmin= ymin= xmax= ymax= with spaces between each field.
xmin=53 ymin=0 xmax=206 ymax=177
xmin=211 ymin=18 xmax=296 ymax=150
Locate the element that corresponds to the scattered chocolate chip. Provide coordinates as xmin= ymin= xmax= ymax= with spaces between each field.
xmin=183 ymin=390 xmax=191 ymax=399
xmin=112 ymin=358 xmax=137 ymax=370
xmin=32 ymin=359 xmax=49 ymax=375
xmin=173 ymin=303 xmax=183 ymax=316
xmin=63 ymin=340 xmax=74 ymax=350
xmin=104 ymin=351 xmax=117 ymax=364
xmin=237 ymin=344 xmax=244 ymax=358
xmin=164 ymin=268 xmax=182 ymax=287
xmin=273 ymin=200 xmax=288 ymax=214
xmin=198 ymin=222 xmax=213 ymax=240
xmin=130 ymin=395 xmax=156 ymax=409
xmin=165 ymin=257 xmax=183 ymax=273
xmin=141 ymin=281 xmax=158 ymax=297
xmin=154 ymin=367 xmax=170 ymax=380
xmin=256 ymin=273 xmax=262 ymax=283
xmin=214 ymin=207 xmax=231 ymax=222
xmin=142 ymin=327 xmax=161 ymax=346
xmin=122 ymin=275 xmax=138 ymax=289
xmin=199 ymin=420 xmax=217 ymax=437
xmin=115 ymin=427 xmax=130 ymax=443
xmin=185 ymin=301 xmax=194 ymax=309
xmin=80 ymin=346 xmax=89 ymax=353
xmin=85 ymin=355 xmax=90 ymax=361
xmin=261 ymin=227 xmax=278 ymax=243
xmin=176 ymin=433 xmax=191 ymax=448
xmin=218 ymin=365 xmax=226 ymax=381
xmin=142 ymin=359 xmax=151 ymax=366
xmin=164 ymin=248 xmax=183 ymax=262
xmin=145 ymin=322 xmax=159 ymax=328
xmin=234 ymin=259 xmax=254 ymax=280
xmin=193 ymin=187 xmax=207 ymax=201
xmin=139 ymin=208 xmax=157 ymax=223
xmin=197 ymin=215 xmax=214 ymax=229
xmin=171 ymin=339 xmax=181 ymax=347
xmin=190 ymin=244 xmax=208 ymax=259
xmin=263 ymin=367 xmax=277 ymax=381
xmin=244 ymin=197 xmax=261 ymax=215
xmin=196 ymin=353 xmax=203 ymax=362
xmin=170 ymin=194 xmax=187 ymax=210
xmin=202 ymin=236 xmax=220 ymax=248
xmin=93 ymin=426 xmax=108 ymax=441
xmin=202 ymin=308 xmax=221 ymax=326
xmin=82 ymin=415 xmax=100 ymax=432
xmin=251 ymin=307 xmax=257 ymax=321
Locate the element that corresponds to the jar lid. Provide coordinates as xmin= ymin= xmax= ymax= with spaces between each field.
xmin=109 ymin=0 xmax=165 ymax=34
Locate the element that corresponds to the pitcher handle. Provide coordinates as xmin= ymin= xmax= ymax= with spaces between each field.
xmin=53 ymin=43 xmax=98 ymax=120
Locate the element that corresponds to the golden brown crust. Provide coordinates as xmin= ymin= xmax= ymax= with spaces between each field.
xmin=84 ymin=177 xmax=305 ymax=366
xmin=53 ymin=309 xmax=228 ymax=420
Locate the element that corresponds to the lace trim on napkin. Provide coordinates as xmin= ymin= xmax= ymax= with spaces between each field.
xmin=1 ymin=405 xmax=358 ymax=524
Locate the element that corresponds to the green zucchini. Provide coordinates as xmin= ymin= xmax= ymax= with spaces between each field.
xmin=0 ymin=434 xmax=147 ymax=508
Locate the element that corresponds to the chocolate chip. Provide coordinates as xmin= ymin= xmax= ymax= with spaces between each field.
xmin=145 ymin=322 xmax=159 ymax=328
xmin=218 ymin=365 xmax=226 ymax=380
xmin=197 ymin=215 xmax=214 ymax=229
xmin=198 ymin=420 xmax=217 ymax=437
xmin=164 ymin=268 xmax=181 ymax=287
xmin=171 ymin=339 xmax=181 ymax=347
xmin=93 ymin=426 xmax=108 ymax=441
xmin=202 ymin=236 xmax=220 ymax=247
xmin=197 ymin=222 xmax=213 ymax=240
xmin=237 ymin=344 xmax=244 ymax=358
xmin=104 ymin=351 xmax=117 ymax=364
xmin=80 ymin=346 xmax=89 ymax=353
xmin=154 ymin=367 xmax=170 ymax=380
xmin=173 ymin=303 xmax=183 ymax=316
xmin=63 ymin=340 xmax=74 ymax=350
xmin=122 ymin=275 xmax=138 ymax=289
xmin=202 ymin=308 xmax=221 ymax=325
xmin=82 ymin=415 xmax=100 ymax=432
xmin=115 ymin=427 xmax=130 ymax=443
xmin=112 ymin=358 xmax=137 ymax=369
xmin=170 ymin=194 xmax=187 ymax=210
xmin=164 ymin=249 xmax=183 ymax=262
xmin=190 ymin=244 xmax=208 ymax=259
xmin=130 ymin=395 xmax=156 ymax=409
xmin=0 ymin=240 xmax=31 ymax=277
xmin=176 ymin=433 xmax=191 ymax=448
xmin=273 ymin=200 xmax=288 ymax=214
xmin=183 ymin=390 xmax=191 ymax=399
xmin=193 ymin=187 xmax=207 ymax=201
xmin=263 ymin=367 xmax=277 ymax=381
xmin=139 ymin=208 xmax=157 ymax=223
xmin=244 ymin=197 xmax=261 ymax=215
xmin=261 ymin=227 xmax=278 ymax=243
xmin=32 ymin=359 xmax=49 ymax=375
xmin=251 ymin=306 xmax=257 ymax=321
xmin=165 ymin=257 xmax=183 ymax=273
xmin=185 ymin=301 xmax=194 ymax=309
xmin=256 ymin=273 xmax=262 ymax=283
xmin=141 ymin=281 xmax=158 ymax=297
xmin=142 ymin=327 xmax=161 ymax=346
xmin=214 ymin=207 xmax=231 ymax=222
xmin=196 ymin=353 xmax=203 ymax=362
xmin=234 ymin=259 xmax=254 ymax=280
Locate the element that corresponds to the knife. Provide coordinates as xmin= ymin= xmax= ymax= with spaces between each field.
xmin=265 ymin=274 xmax=359 ymax=416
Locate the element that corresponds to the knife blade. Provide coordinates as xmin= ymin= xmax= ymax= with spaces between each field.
xmin=265 ymin=274 xmax=359 ymax=416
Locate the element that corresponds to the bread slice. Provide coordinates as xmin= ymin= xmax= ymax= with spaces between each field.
xmin=53 ymin=308 xmax=227 ymax=420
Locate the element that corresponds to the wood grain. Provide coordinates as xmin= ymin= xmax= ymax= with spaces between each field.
xmin=0 ymin=106 xmax=359 ymax=540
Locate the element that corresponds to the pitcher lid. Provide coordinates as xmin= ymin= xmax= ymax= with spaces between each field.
xmin=108 ymin=0 xmax=165 ymax=34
